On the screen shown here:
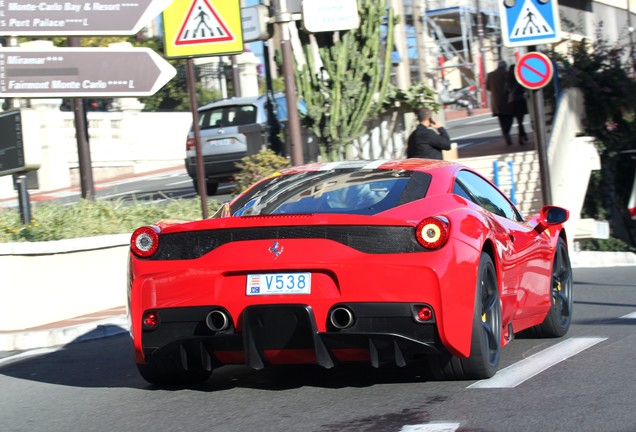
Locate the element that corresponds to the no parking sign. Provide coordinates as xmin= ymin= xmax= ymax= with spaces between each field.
xmin=514 ymin=52 xmax=554 ymax=90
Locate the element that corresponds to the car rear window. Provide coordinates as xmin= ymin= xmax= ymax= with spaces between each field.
xmin=230 ymin=169 xmax=432 ymax=216
xmin=198 ymin=104 xmax=257 ymax=129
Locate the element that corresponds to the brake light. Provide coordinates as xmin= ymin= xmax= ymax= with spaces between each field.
xmin=131 ymin=226 xmax=159 ymax=258
xmin=186 ymin=136 xmax=195 ymax=151
xmin=415 ymin=217 xmax=449 ymax=249
xmin=143 ymin=311 xmax=159 ymax=328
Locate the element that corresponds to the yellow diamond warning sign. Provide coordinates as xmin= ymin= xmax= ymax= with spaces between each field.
xmin=163 ymin=0 xmax=244 ymax=58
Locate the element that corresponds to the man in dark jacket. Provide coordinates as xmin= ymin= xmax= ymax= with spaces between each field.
xmin=406 ymin=107 xmax=451 ymax=160
xmin=486 ymin=60 xmax=514 ymax=146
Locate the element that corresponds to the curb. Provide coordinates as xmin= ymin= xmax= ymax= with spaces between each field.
xmin=0 ymin=316 xmax=128 ymax=353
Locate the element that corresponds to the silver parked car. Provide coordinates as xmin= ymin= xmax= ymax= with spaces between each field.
xmin=185 ymin=93 xmax=294 ymax=195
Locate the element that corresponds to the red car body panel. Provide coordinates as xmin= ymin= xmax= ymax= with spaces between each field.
xmin=128 ymin=160 xmax=567 ymax=369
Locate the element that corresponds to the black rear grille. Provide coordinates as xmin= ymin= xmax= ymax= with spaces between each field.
xmin=150 ymin=225 xmax=425 ymax=260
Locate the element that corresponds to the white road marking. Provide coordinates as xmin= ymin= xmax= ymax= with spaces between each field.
xmin=619 ymin=311 xmax=636 ymax=319
xmin=468 ymin=337 xmax=607 ymax=389
xmin=165 ymin=180 xmax=192 ymax=187
xmin=400 ymin=423 xmax=460 ymax=432
xmin=446 ymin=113 xmax=490 ymax=124
xmin=452 ymin=127 xmax=502 ymax=140
xmin=99 ymin=190 xmax=143 ymax=199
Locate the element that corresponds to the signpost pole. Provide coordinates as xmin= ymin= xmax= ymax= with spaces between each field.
xmin=527 ymin=47 xmax=552 ymax=206
xmin=186 ymin=58 xmax=209 ymax=219
xmin=274 ymin=0 xmax=304 ymax=166
xmin=14 ymin=174 xmax=32 ymax=225
xmin=68 ymin=37 xmax=95 ymax=201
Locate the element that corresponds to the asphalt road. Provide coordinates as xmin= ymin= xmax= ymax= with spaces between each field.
xmin=1 ymin=266 xmax=635 ymax=432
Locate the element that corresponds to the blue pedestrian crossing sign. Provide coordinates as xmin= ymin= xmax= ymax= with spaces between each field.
xmin=499 ymin=0 xmax=561 ymax=48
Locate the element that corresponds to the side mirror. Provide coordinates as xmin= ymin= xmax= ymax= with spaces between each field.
xmin=535 ymin=206 xmax=569 ymax=233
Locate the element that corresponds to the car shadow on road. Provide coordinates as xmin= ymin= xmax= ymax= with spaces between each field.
xmin=0 ymin=328 xmax=442 ymax=392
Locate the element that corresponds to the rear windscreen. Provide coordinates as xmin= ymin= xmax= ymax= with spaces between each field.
xmin=230 ymin=169 xmax=432 ymax=216
xmin=198 ymin=105 xmax=257 ymax=129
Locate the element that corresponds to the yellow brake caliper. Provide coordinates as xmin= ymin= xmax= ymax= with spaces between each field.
xmin=554 ymin=281 xmax=562 ymax=304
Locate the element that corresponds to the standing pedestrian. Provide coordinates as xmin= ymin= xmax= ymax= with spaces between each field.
xmin=507 ymin=64 xmax=529 ymax=145
xmin=406 ymin=107 xmax=451 ymax=160
xmin=486 ymin=60 xmax=514 ymax=146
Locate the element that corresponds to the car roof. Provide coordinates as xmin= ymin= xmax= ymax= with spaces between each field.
xmin=198 ymin=93 xmax=285 ymax=111
xmin=276 ymin=159 xmax=463 ymax=176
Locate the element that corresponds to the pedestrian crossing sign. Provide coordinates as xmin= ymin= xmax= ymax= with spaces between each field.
xmin=499 ymin=0 xmax=561 ymax=48
xmin=163 ymin=0 xmax=244 ymax=58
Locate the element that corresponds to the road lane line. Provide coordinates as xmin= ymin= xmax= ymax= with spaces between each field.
xmin=468 ymin=337 xmax=607 ymax=389
xmin=400 ymin=423 xmax=460 ymax=432
xmin=165 ymin=180 xmax=195 ymax=187
xmin=619 ymin=311 xmax=636 ymax=319
xmin=98 ymin=190 xmax=143 ymax=200
xmin=452 ymin=127 xmax=503 ymax=140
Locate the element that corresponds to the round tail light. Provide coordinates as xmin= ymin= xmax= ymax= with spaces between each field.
xmin=417 ymin=306 xmax=433 ymax=321
xmin=415 ymin=217 xmax=449 ymax=249
xmin=143 ymin=311 xmax=159 ymax=328
xmin=131 ymin=226 xmax=159 ymax=258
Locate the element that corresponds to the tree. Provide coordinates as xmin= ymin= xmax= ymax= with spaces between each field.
xmin=548 ymin=29 xmax=636 ymax=249
xmin=294 ymin=0 xmax=397 ymax=160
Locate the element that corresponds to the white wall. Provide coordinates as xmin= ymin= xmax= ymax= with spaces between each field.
xmin=0 ymin=234 xmax=129 ymax=332
xmin=0 ymin=108 xmax=192 ymax=200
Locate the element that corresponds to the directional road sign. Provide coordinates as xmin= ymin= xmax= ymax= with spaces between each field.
xmin=163 ymin=0 xmax=243 ymax=58
xmin=499 ymin=0 xmax=561 ymax=48
xmin=0 ymin=48 xmax=176 ymax=98
xmin=302 ymin=0 xmax=360 ymax=33
xmin=514 ymin=52 xmax=554 ymax=90
xmin=0 ymin=0 xmax=173 ymax=36
xmin=241 ymin=5 xmax=271 ymax=43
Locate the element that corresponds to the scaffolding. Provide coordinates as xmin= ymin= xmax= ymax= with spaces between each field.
xmin=403 ymin=0 xmax=502 ymax=96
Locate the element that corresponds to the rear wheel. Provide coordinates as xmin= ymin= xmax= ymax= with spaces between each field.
xmin=431 ymin=252 xmax=501 ymax=380
xmin=524 ymin=238 xmax=573 ymax=338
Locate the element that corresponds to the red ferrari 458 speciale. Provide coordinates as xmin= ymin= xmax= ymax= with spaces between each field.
xmin=128 ymin=159 xmax=573 ymax=385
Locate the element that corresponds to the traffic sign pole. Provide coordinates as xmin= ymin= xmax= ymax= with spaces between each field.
xmin=526 ymin=47 xmax=552 ymax=206
xmin=68 ymin=36 xmax=95 ymax=201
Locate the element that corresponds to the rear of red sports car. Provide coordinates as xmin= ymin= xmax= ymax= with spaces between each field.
xmin=127 ymin=160 xmax=571 ymax=385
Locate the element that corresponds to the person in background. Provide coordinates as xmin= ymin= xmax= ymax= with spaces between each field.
xmin=406 ymin=107 xmax=451 ymax=160
xmin=507 ymin=64 xmax=529 ymax=145
xmin=486 ymin=60 xmax=514 ymax=146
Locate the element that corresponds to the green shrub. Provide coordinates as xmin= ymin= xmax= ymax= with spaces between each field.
xmin=0 ymin=197 xmax=220 ymax=243
xmin=232 ymin=149 xmax=291 ymax=194
xmin=576 ymin=237 xmax=636 ymax=253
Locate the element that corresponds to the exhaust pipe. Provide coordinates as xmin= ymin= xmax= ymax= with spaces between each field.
xmin=206 ymin=309 xmax=230 ymax=332
xmin=330 ymin=307 xmax=355 ymax=329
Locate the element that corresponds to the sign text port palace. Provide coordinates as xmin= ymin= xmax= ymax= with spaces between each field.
xmin=0 ymin=0 xmax=173 ymax=36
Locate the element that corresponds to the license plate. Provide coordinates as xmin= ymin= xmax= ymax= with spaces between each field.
xmin=246 ymin=273 xmax=311 ymax=295
xmin=207 ymin=138 xmax=234 ymax=147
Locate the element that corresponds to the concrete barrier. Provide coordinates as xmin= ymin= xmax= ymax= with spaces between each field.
xmin=0 ymin=234 xmax=129 ymax=331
